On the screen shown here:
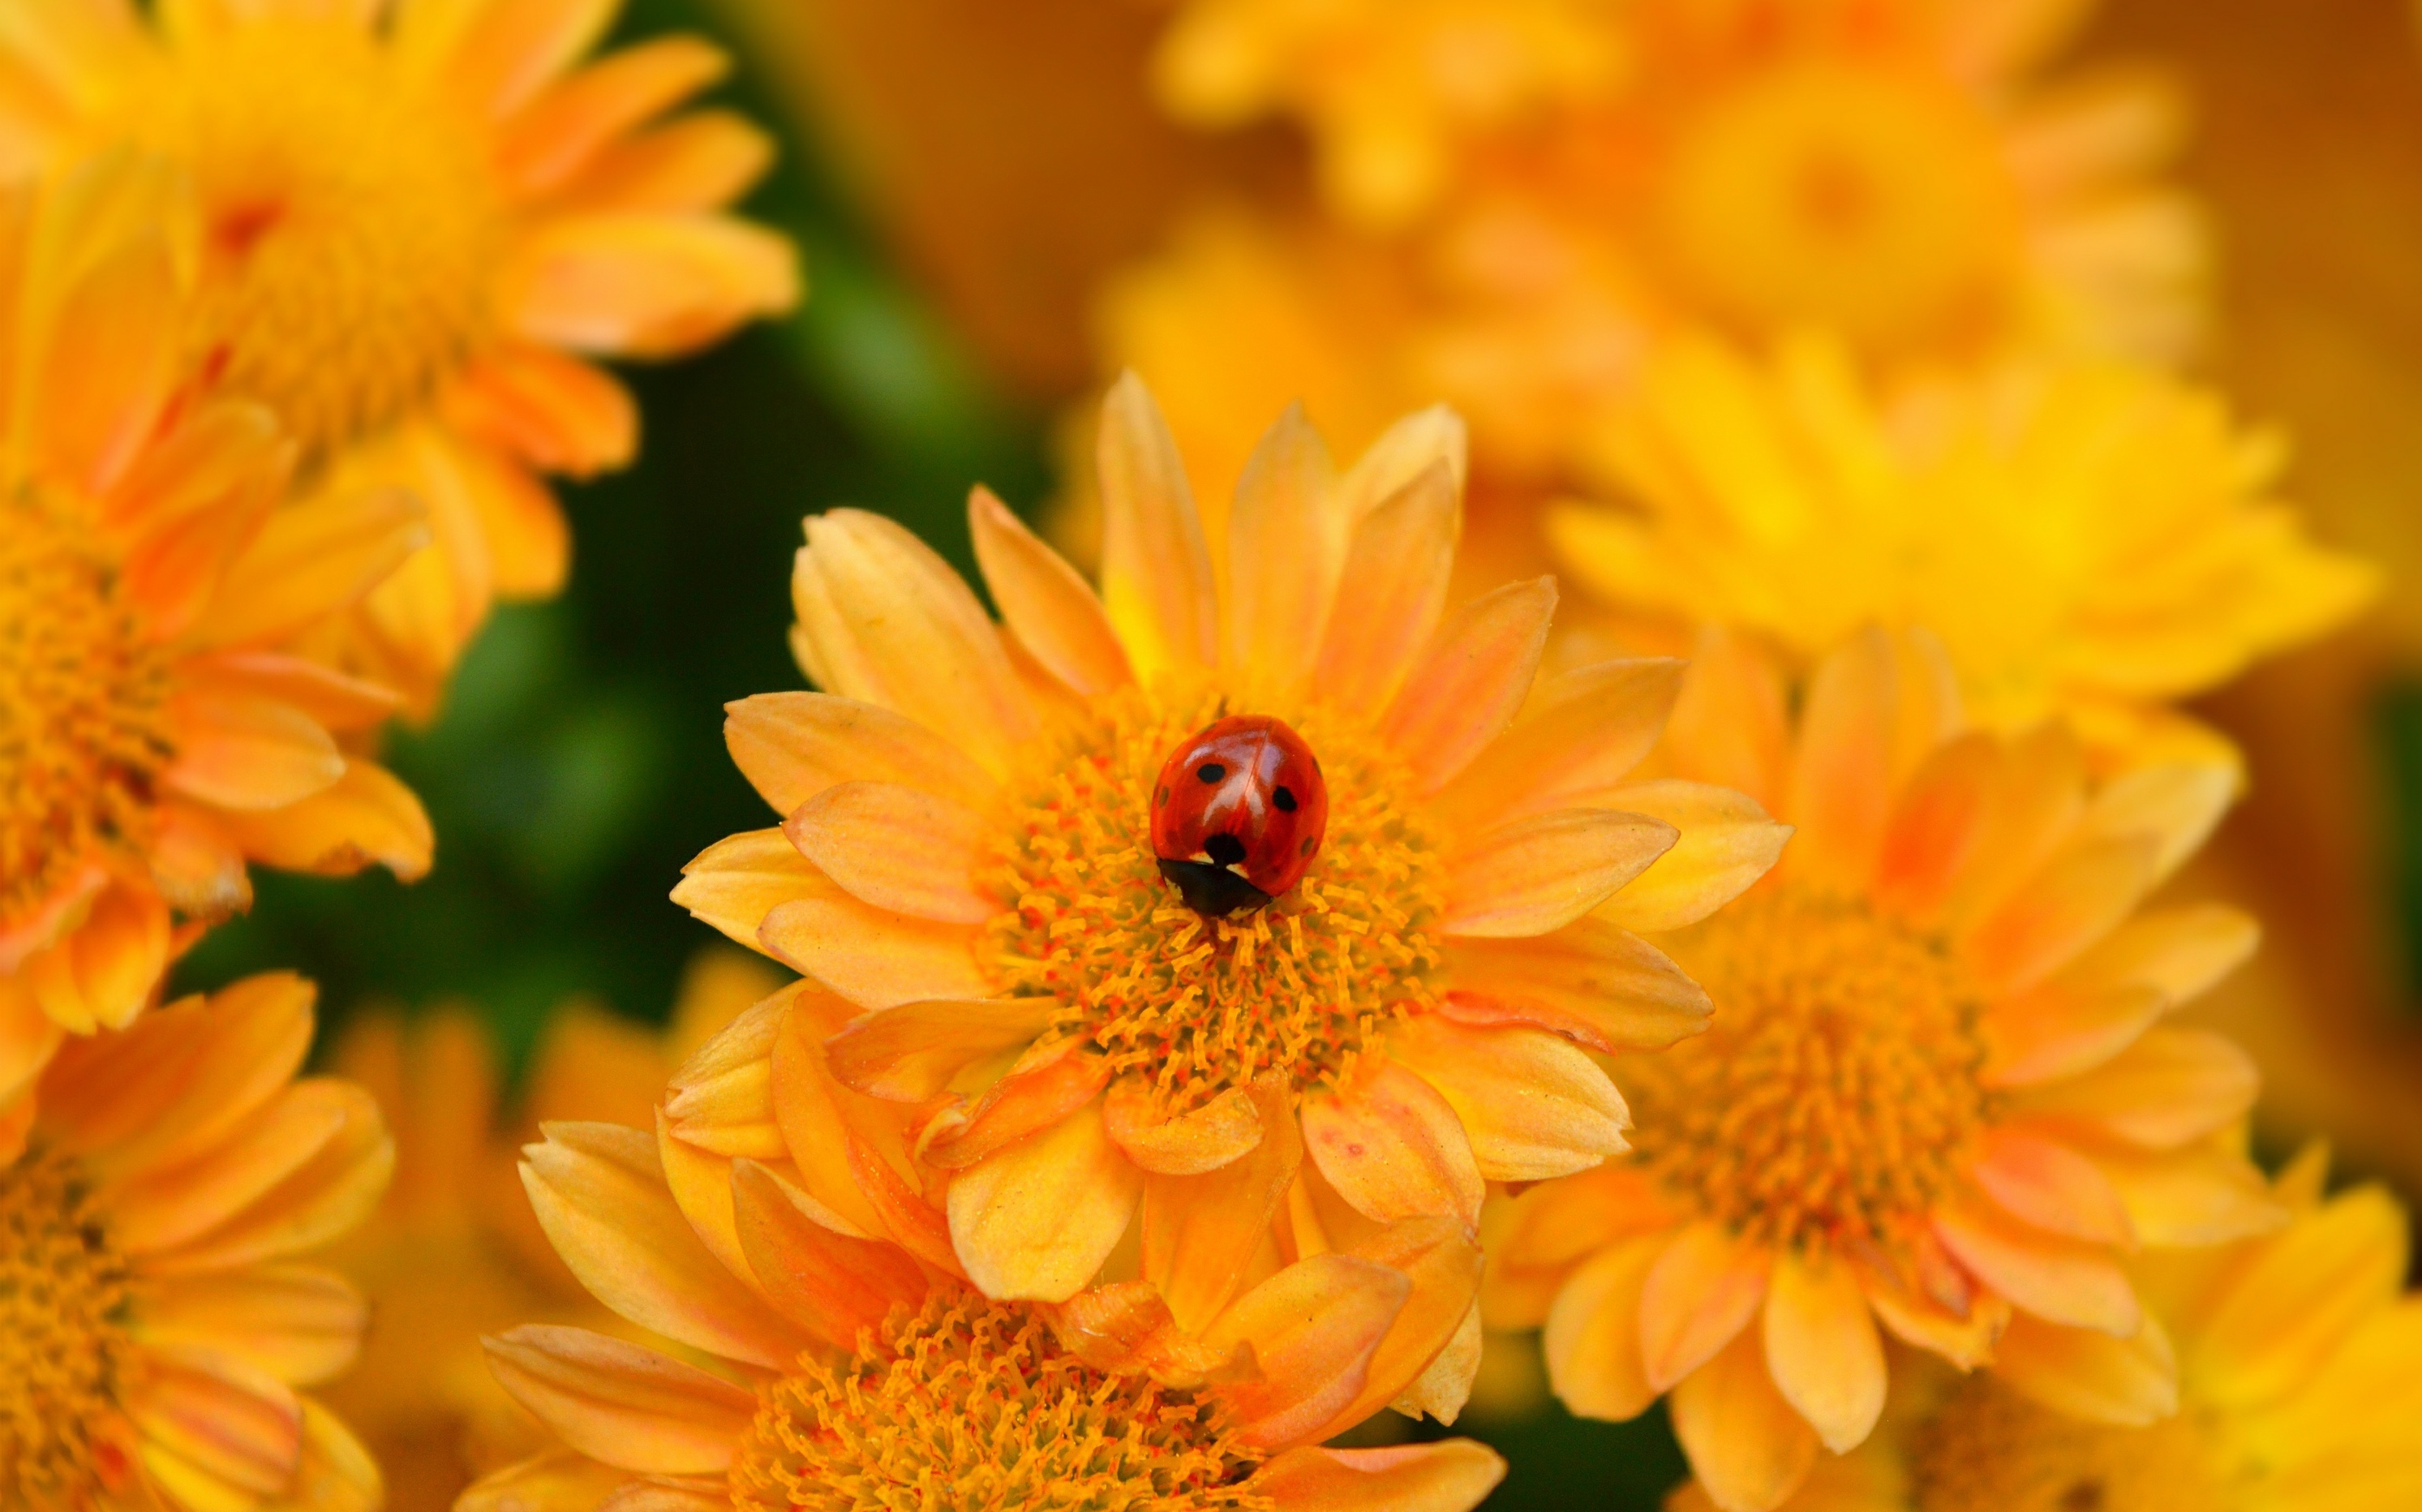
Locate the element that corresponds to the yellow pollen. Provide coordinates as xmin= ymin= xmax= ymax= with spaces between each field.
xmin=134 ymin=18 xmax=500 ymax=458
xmin=0 ymin=1149 xmax=138 ymax=1508
xmin=1622 ymin=884 xmax=1989 ymax=1256
xmin=0 ymin=494 xmax=174 ymax=925
xmin=978 ymin=686 xmax=1445 ymax=1114
xmin=1910 ymin=1376 xmax=2228 ymax=1512
xmin=728 ymin=1290 xmax=1269 ymax=1512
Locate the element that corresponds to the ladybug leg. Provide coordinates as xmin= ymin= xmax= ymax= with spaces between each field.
xmin=1157 ymin=858 xmax=1273 ymax=917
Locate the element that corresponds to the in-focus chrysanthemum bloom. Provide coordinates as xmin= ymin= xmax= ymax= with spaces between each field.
xmin=1 ymin=155 xmax=430 ymax=1124
xmin=0 ymin=970 xmax=394 ymax=1510
xmin=0 ymin=0 xmax=801 ymax=710
xmin=460 ymin=1119 xmax=1507 ymax=1511
xmin=1549 ymin=338 xmax=2380 ymax=769
xmin=1671 ymin=1146 xmax=2422 ymax=1512
xmin=320 ymin=948 xmax=777 ymax=1512
xmin=673 ymin=379 xmax=1785 ymax=1415
xmin=1154 ymin=0 xmax=1629 ymax=227
xmin=1484 ymin=628 xmax=2284 ymax=1512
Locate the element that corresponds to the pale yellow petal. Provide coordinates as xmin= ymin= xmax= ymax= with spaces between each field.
xmin=945 ymin=1098 xmax=1142 ymax=1302
xmin=1096 ymin=371 xmax=1216 ymax=677
xmin=1443 ymin=809 xmax=1677 ymax=939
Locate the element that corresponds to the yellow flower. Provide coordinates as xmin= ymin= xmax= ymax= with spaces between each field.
xmin=1550 ymin=337 xmax=2380 ymax=768
xmin=0 ymin=0 xmax=801 ymax=709
xmin=1154 ymin=0 xmax=1629 ymax=227
xmin=0 ymin=970 xmax=393 ymax=1510
xmin=460 ymin=1110 xmax=1505 ymax=1511
xmin=671 ymin=379 xmax=1784 ymax=1419
xmin=1 ymin=154 xmax=430 ymax=1126
xmin=1485 ymin=628 xmax=2283 ymax=1512
xmin=1676 ymin=1147 xmax=2422 ymax=1512
xmin=317 ymin=947 xmax=778 ymax=1512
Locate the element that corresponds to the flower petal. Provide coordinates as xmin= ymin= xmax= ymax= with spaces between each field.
xmin=1992 ymin=1312 xmax=2178 ymax=1427
xmin=729 ymin=1159 xmax=930 ymax=1351
xmin=784 ymin=780 xmax=993 ymax=924
xmin=1381 ymin=578 xmax=1557 ymax=795
xmin=135 ymin=1264 xmax=366 ymax=1389
xmin=483 ymin=1325 xmax=755 ymax=1475
xmin=822 ymin=998 xmax=1057 ymax=1102
xmin=2189 ymin=1184 xmax=2408 ymax=1410
xmin=1097 ymin=372 xmax=1216 ymax=678
xmin=495 ymin=35 xmax=728 ymax=195
xmin=1668 ymin=1328 xmax=1820 ymax=1512
xmin=1969 ymin=1127 xmax=2135 ymax=1247
xmin=670 ymin=827 xmax=818 ymax=950
xmin=1438 ymin=658 xmax=1686 ymax=834
xmin=1443 ymin=809 xmax=1677 ymax=939
xmin=758 ymin=872 xmax=990 ymax=1009
xmin=2091 ymin=1139 xmax=2284 ymax=1247
xmin=1441 ymin=919 xmax=1711 ymax=1053
xmin=1962 ymin=835 xmax=2159 ymax=995
xmin=2054 ymin=904 xmax=2257 ymax=1008
xmin=1933 ymin=1200 xmax=2138 ymax=1336
xmin=1979 ymin=982 xmax=2166 ymax=1089
xmin=2008 ymin=1026 xmax=2258 ymax=1148
xmin=1542 ymin=1234 xmax=1665 ymax=1421
xmin=1640 ymin=1222 xmax=1771 ymax=1393
xmin=1592 ymin=780 xmax=1790 ymax=934
xmin=1387 ymin=1016 xmax=1628 ymax=1183
xmin=1311 ymin=457 xmax=1459 ymax=716
xmin=217 ymin=758 xmax=433 ymax=881
xmin=1143 ymin=1075 xmax=1301 ymax=1333
xmin=723 ymin=691 xmax=994 ymax=821
xmin=191 ymin=488 xmax=428 ymax=650
xmin=1333 ymin=1217 xmax=1487 ymax=1431
xmin=1103 ymin=1076 xmax=1264 ymax=1177
xmin=968 ymin=484 xmax=1132 ymax=698
xmin=442 ymin=344 xmax=636 ymax=477
xmin=1761 ymin=1250 xmax=1883 ymax=1454
xmin=164 ymin=690 xmax=345 ymax=812
xmin=1247 ymin=1441 xmax=1505 ymax=1512
xmin=1301 ymin=1060 xmax=1484 ymax=1226
xmin=922 ymin=1041 xmax=1113 ymax=1171
xmin=501 ymin=211 xmax=797 ymax=355
xmin=946 ymin=1098 xmax=1142 ymax=1302
xmin=1660 ymin=628 xmax=1790 ymax=810
xmin=1222 ymin=402 xmax=1343 ymax=694
xmin=1206 ymin=1253 xmax=1409 ymax=1450
xmin=1781 ymin=628 xmax=1901 ymax=892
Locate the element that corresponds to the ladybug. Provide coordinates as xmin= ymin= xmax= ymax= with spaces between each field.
xmin=1150 ymin=715 xmax=1329 ymax=917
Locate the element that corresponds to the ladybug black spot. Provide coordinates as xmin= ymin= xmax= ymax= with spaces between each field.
xmin=1157 ymin=785 xmax=1170 ymax=807
xmin=1205 ymin=832 xmax=1248 ymax=867
xmin=1196 ymin=762 xmax=1226 ymax=784
xmin=1272 ymin=785 xmax=1298 ymax=812
xmin=1299 ymin=837 xmax=1315 ymax=856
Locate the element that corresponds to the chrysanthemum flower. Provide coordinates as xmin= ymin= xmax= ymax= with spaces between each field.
xmin=1670 ymin=1146 xmax=2422 ymax=1512
xmin=462 ymin=1115 xmax=1506 ymax=1511
xmin=0 ymin=0 xmax=801 ymax=709
xmin=1154 ymin=0 xmax=1629 ymax=227
xmin=672 ymin=380 xmax=1783 ymax=1415
xmin=1550 ymin=337 xmax=2379 ymax=768
xmin=1 ymin=155 xmax=430 ymax=1123
xmin=1484 ymin=628 xmax=2283 ymax=1512
xmin=320 ymin=948 xmax=778 ymax=1512
xmin=0 ymin=969 xmax=394 ymax=1510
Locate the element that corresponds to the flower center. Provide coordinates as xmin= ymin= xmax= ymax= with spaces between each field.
xmin=0 ymin=1148 xmax=138 ymax=1506
xmin=1621 ymin=883 xmax=1989 ymax=1255
xmin=728 ymin=1291 xmax=1268 ymax=1512
xmin=979 ymin=686 xmax=1446 ymax=1115
xmin=0 ymin=494 xmax=174 ymax=926
xmin=1653 ymin=60 xmax=2014 ymax=350
xmin=134 ymin=18 xmax=500 ymax=458
xmin=1911 ymin=1377 xmax=2227 ymax=1512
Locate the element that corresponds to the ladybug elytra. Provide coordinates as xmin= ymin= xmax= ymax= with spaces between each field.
xmin=1149 ymin=715 xmax=1329 ymax=917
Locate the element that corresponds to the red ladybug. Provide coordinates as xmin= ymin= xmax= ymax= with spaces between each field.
xmin=1150 ymin=715 xmax=1329 ymax=916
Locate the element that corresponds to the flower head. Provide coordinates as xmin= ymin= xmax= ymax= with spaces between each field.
xmin=1550 ymin=338 xmax=2379 ymax=767
xmin=1673 ymin=1148 xmax=2422 ymax=1512
xmin=672 ymin=379 xmax=1783 ymax=1418
xmin=1 ymin=154 xmax=430 ymax=1118
xmin=1486 ymin=628 xmax=2283 ymax=1512
xmin=0 ymin=970 xmax=393 ymax=1510
xmin=0 ymin=0 xmax=801 ymax=708
xmin=463 ymin=1106 xmax=1506 ymax=1511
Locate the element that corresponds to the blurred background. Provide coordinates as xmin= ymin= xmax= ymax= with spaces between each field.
xmin=177 ymin=0 xmax=2422 ymax=1506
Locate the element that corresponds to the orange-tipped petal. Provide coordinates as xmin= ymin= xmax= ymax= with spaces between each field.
xmin=501 ymin=211 xmax=797 ymax=356
xmin=127 ymin=1347 xmax=303 ymax=1500
xmin=1436 ymin=659 xmax=1684 ymax=833
xmin=1097 ymin=372 xmax=1215 ymax=678
xmin=968 ymin=484 xmax=1132 ymax=698
xmin=483 ymin=1325 xmax=755 ymax=1475
xmin=729 ymin=1159 xmax=930 ymax=1351
xmin=1962 ymin=835 xmax=2158 ymax=995
xmin=1781 ymin=628 xmax=1900 ymax=892
xmin=1932 ymin=1200 xmax=2138 ymax=1337
xmin=1301 ymin=1061 xmax=1484 ymax=1226
xmin=1381 ymin=578 xmax=1557 ymax=795
xmin=922 ymin=1040 xmax=1112 ymax=1171
xmin=1591 ymin=780 xmax=1789 ymax=934
xmin=1311 ymin=458 xmax=1460 ymax=716
xmin=1761 ymin=1250 xmax=1883 ymax=1454
xmin=1668 ymin=1329 xmax=1821 ymax=1512
xmin=784 ymin=780 xmax=993 ymax=924
xmin=1144 ymin=1076 xmax=1301 ymax=1334
xmin=1543 ymin=1235 xmax=1665 ymax=1421
xmin=1978 ymin=982 xmax=2166 ymax=1089
xmin=946 ymin=1098 xmax=1141 ymax=1302
xmin=1870 ymin=731 xmax=1999 ymax=926
xmin=723 ymin=690 xmax=994 ymax=819
xmin=1442 ymin=919 xmax=1711 ymax=1053
xmin=1443 ymin=809 xmax=1677 ymax=939
xmin=1206 ymin=1253 xmax=1409 ymax=1450
xmin=1969 ymin=1127 xmax=2135 ymax=1247
xmin=823 ymin=999 xmax=1056 ymax=1102
xmin=1640 ymin=1223 xmax=1771 ymax=1394
xmin=1222 ymin=405 xmax=1342 ymax=695
xmin=163 ymin=689 xmax=345 ymax=812
xmin=1992 ymin=1312 xmax=2178 ymax=1426
xmin=1325 ymin=1217 xmax=1488 ymax=1433
xmin=1248 ymin=1441 xmax=1505 ymax=1512
xmin=1386 ymin=1016 xmax=1627 ymax=1183
xmin=442 ymin=345 xmax=636 ymax=477
xmin=1660 ymin=628 xmax=1789 ymax=809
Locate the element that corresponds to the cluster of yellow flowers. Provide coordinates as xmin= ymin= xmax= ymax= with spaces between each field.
xmin=5 ymin=1 xmax=2419 ymax=1512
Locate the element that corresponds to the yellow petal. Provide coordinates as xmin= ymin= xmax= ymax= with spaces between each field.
xmin=1335 ymin=1218 xmax=1487 ymax=1431
xmin=757 ymin=872 xmax=989 ymax=1008
xmin=1310 ymin=458 xmax=1458 ymax=715
xmin=191 ymin=488 xmax=428 ymax=650
xmin=670 ymin=827 xmax=820 ymax=949
xmin=1300 ymin=1060 xmax=1484 ymax=1226
xmin=1542 ymin=1234 xmax=1665 ymax=1421
xmin=143 ymin=1080 xmax=392 ymax=1275
xmin=1761 ymin=1250 xmax=1883 ymax=1454
xmin=1962 ymin=835 xmax=2159 ymax=995
xmin=2008 ymin=1026 xmax=2258 ymax=1149
xmin=1931 ymin=1200 xmax=2138 ymax=1337
xmin=1442 ymin=919 xmax=1712 ymax=1053
xmin=1380 ymin=578 xmax=1557 ymax=794
xmin=2054 ymin=904 xmax=2257 ymax=1008
xmin=1668 ymin=1328 xmax=1821 ymax=1512
xmin=565 ymin=109 xmax=773 ymax=213
xmin=217 ymin=758 xmax=433 ymax=881
xmin=1222 ymin=403 xmax=1342 ymax=695
xmin=456 ymin=1452 xmax=630 ymax=1512
xmin=108 ymin=1080 xmax=373 ymax=1256
xmin=822 ymin=998 xmax=1057 ymax=1102
xmin=945 ymin=1097 xmax=1141 ymax=1302
xmin=1436 ymin=658 xmax=1683 ymax=833
xmin=2074 ymin=760 xmax=2234 ymax=886
xmin=784 ymin=780 xmax=993 ymax=924
xmin=1248 ymin=1441 xmax=1505 ymax=1512
xmin=1386 ymin=1016 xmax=1628 ymax=1183
xmin=127 ymin=1346 xmax=303 ymax=1498
xmin=729 ymin=1159 xmax=930 ymax=1351
xmin=484 ymin=1325 xmax=755 ymax=1475
xmin=1640 ymin=1222 xmax=1771 ymax=1393
xmin=1097 ymin=371 xmax=1216 ymax=678
xmin=1592 ymin=780 xmax=1790 ymax=933
xmin=1969 ymin=1127 xmax=2135 ymax=1247
xmin=494 ymin=35 xmax=729 ymax=195
xmin=1660 ymin=627 xmax=1789 ymax=811
xmin=1978 ymin=982 xmax=2166 ymax=1089
xmin=1443 ymin=809 xmax=1677 ymax=938
xmin=1143 ymin=1075 xmax=1300 ymax=1333
xmin=25 ymin=878 xmax=169 ymax=1033
xmin=1781 ymin=628 xmax=1900 ymax=892
xmin=1103 ymin=1076 xmax=1264 ymax=1176
xmin=968 ymin=483 xmax=1132 ymax=697
xmin=1991 ymin=1312 xmax=2178 ymax=1427
xmin=1205 ymin=1252 xmax=1410 ymax=1450
xmin=722 ymin=690 xmax=995 ymax=819
xmin=135 ymin=1264 xmax=366 ymax=1389
xmin=2189 ymin=1183 xmax=2408 ymax=1410
xmin=2091 ymin=1139 xmax=2285 ymax=1247
xmin=164 ymin=689 xmax=345 ymax=812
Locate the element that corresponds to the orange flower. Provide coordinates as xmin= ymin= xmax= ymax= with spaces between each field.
xmin=1 ymin=154 xmax=429 ymax=1130
xmin=1486 ymin=628 xmax=2280 ymax=1512
xmin=672 ymin=380 xmax=1784 ymax=1419
xmin=462 ymin=1101 xmax=1504 ymax=1511
xmin=0 ymin=971 xmax=393 ymax=1510
xmin=0 ymin=0 xmax=801 ymax=710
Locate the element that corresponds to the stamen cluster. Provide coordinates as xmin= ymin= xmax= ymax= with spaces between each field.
xmin=0 ymin=1149 xmax=135 ymax=1506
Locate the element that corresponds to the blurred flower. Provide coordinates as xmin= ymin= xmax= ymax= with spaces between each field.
xmin=1485 ymin=628 xmax=2280 ymax=1512
xmin=462 ymin=1114 xmax=1505 ymax=1510
xmin=0 ymin=0 xmax=801 ymax=711
xmin=318 ymin=947 xmax=777 ymax=1512
xmin=1154 ymin=0 xmax=1630 ymax=227
xmin=1550 ymin=337 xmax=2378 ymax=769
xmin=0 ymin=971 xmax=391 ymax=1510
xmin=671 ymin=380 xmax=1785 ymax=1422
xmin=1673 ymin=1146 xmax=2422 ymax=1512
xmin=2 ymin=154 xmax=429 ymax=1128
